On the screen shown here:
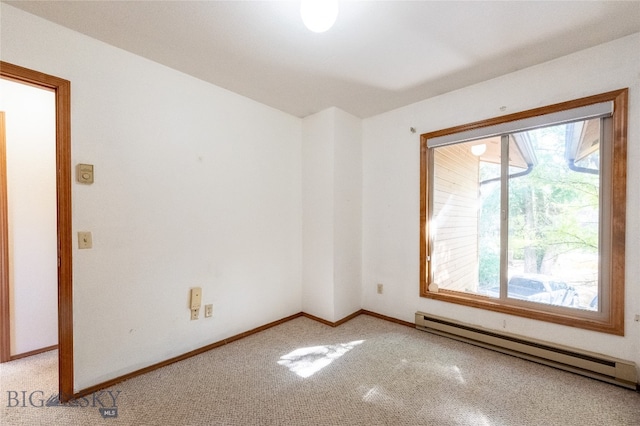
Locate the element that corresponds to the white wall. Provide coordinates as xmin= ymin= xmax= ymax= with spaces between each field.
xmin=1 ymin=4 xmax=303 ymax=391
xmin=302 ymin=107 xmax=362 ymax=322
xmin=0 ymin=79 xmax=58 ymax=355
xmin=362 ymin=33 xmax=640 ymax=369
xmin=302 ymin=109 xmax=335 ymax=320
xmin=332 ymin=109 xmax=362 ymax=320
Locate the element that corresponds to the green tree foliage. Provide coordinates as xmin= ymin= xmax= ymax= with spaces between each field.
xmin=478 ymin=123 xmax=599 ymax=284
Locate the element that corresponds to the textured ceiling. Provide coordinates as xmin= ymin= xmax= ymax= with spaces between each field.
xmin=6 ymin=1 xmax=640 ymax=118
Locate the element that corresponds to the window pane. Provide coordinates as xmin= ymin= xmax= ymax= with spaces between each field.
xmin=478 ymin=154 xmax=501 ymax=297
xmin=431 ymin=137 xmax=500 ymax=296
xmin=507 ymin=120 xmax=600 ymax=311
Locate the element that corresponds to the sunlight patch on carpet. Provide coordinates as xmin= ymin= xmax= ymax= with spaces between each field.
xmin=362 ymin=385 xmax=405 ymax=409
xmin=277 ymin=340 xmax=364 ymax=378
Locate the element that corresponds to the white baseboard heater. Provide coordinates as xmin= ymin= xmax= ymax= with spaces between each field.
xmin=415 ymin=312 xmax=638 ymax=390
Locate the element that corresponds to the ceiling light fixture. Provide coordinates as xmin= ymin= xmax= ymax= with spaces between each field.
xmin=300 ymin=0 xmax=339 ymax=33
xmin=471 ymin=144 xmax=487 ymax=156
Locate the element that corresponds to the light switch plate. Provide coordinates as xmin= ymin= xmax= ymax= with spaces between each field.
xmin=77 ymin=163 xmax=94 ymax=184
xmin=78 ymin=231 xmax=92 ymax=249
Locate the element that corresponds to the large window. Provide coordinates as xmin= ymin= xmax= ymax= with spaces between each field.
xmin=420 ymin=89 xmax=627 ymax=335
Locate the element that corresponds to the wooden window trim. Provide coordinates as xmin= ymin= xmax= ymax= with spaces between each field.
xmin=419 ymin=89 xmax=627 ymax=335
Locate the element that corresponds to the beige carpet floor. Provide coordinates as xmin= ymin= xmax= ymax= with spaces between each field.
xmin=1 ymin=315 xmax=639 ymax=425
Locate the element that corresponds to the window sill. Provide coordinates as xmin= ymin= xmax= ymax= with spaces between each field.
xmin=420 ymin=289 xmax=624 ymax=335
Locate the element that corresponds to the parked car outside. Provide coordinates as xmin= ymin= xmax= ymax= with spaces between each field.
xmin=482 ymin=274 xmax=580 ymax=308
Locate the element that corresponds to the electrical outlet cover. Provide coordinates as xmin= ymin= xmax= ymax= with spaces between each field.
xmin=191 ymin=308 xmax=200 ymax=320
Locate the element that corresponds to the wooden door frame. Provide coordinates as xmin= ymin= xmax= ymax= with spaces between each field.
xmin=0 ymin=61 xmax=73 ymax=401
